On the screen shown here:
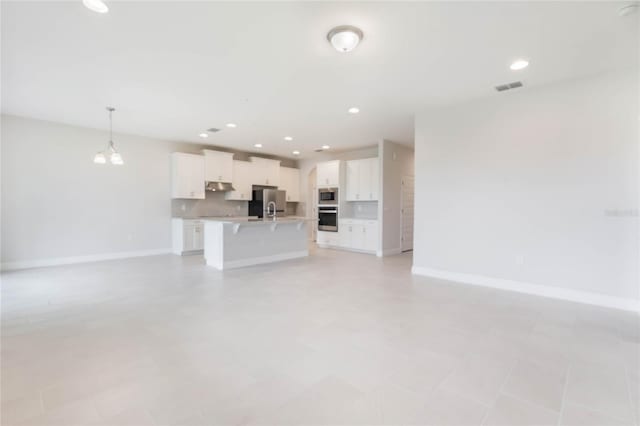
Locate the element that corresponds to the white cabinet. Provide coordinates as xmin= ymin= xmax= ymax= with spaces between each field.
xmin=316 ymin=160 xmax=340 ymax=187
xmin=345 ymin=157 xmax=379 ymax=201
xmin=249 ymin=157 xmax=280 ymax=186
xmin=336 ymin=219 xmax=378 ymax=253
xmin=172 ymin=219 xmax=204 ymax=255
xmin=225 ymin=160 xmax=253 ymax=201
xmin=317 ymin=230 xmax=340 ymax=247
xmin=279 ymin=167 xmax=301 ymax=202
xmin=171 ymin=153 xmax=205 ymax=199
xmin=203 ymin=149 xmax=233 ymax=183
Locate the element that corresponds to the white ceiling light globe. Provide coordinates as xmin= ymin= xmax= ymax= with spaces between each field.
xmin=94 ymin=152 xmax=106 ymax=164
xmin=83 ymin=0 xmax=109 ymax=14
xmin=327 ymin=26 xmax=363 ymax=53
xmin=110 ymin=152 xmax=123 ymax=165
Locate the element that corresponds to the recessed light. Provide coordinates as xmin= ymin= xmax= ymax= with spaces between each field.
xmin=254 ymin=143 xmax=262 ymax=148
xmin=510 ymin=59 xmax=529 ymax=71
xmin=83 ymin=0 xmax=108 ymax=13
xmin=327 ymin=25 xmax=363 ymax=53
xmin=199 ymin=133 xmax=209 ymax=138
xmin=284 ymin=136 xmax=293 ymax=141
xmin=322 ymin=145 xmax=330 ymax=150
xmin=226 ymin=123 xmax=237 ymax=128
xmin=292 ymin=150 xmax=300 ymax=156
xmin=348 ymin=107 xmax=360 ymax=114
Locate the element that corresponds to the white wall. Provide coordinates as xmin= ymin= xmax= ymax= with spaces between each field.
xmin=379 ymin=140 xmax=414 ymax=255
xmin=0 ymin=115 xmax=297 ymax=269
xmin=1 ymin=115 xmax=179 ymax=268
xmin=413 ymin=71 xmax=639 ymax=309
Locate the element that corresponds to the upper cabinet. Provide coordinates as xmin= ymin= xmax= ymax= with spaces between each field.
xmin=171 ymin=153 xmax=205 ymax=199
xmin=279 ymin=167 xmax=301 ymax=202
xmin=345 ymin=157 xmax=379 ymax=201
xmin=316 ymin=160 xmax=340 ymax=187
xmin=202 ymin=149 xmax=233 ymax=183
xmin=249 ymin=157 xmax=280 ymax=186
xmin=225 ymin=160 xmax=253 ymax=201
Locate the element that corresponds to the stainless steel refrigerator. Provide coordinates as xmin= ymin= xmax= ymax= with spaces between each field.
xmin=248 ymin=188 xmax=286 ymax=218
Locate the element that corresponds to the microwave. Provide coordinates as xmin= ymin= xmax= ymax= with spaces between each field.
xmin=318 ymin=187 xmax=338 ymax=205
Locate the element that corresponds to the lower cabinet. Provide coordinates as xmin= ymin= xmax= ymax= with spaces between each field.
xmin=317 ymin=230 xmax=341 ymax=247
xmin=318 ymin=219 xmax=378 ymax=253
xmin=172 ymin=219 xmax=204 ymax=255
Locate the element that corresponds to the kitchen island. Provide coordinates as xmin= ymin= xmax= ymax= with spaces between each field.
xmin=202 ymin=217 xmax=313 ymax=270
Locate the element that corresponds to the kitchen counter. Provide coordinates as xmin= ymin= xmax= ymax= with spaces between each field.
xmin=201 ymin=216 xmax=313 ymax=224
xmin=203 ymin=216 xmax=312 ymax=270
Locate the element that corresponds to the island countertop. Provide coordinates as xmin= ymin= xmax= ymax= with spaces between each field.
xmin=200 ymin=216 xmax=315 ymax=225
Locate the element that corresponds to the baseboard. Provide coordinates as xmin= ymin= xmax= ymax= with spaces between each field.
xmin=1 ymin=248 xmax=172 ymax=271
xmin=318 ymin=244 xmax=377 ymax=256
xmin=412 ymin=266 xmax=640 ymax=313
xmin=378 ymin=247 xmax=402 ymax=257
xmin=221 ymin=250 xmax=309 ymax=270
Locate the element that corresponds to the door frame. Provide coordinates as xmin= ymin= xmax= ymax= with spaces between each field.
xmin=400 ymin=175 xmax=414 ymax=252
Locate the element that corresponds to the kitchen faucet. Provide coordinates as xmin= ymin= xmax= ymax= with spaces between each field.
xmin=267 ymin=201 xmax=277 ymax=221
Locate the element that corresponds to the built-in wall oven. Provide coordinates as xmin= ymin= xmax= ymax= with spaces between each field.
xmin=318 ymin=206 xmax=338 ymax=232
xmin=318 ymin=188 xmax=339 ymax=205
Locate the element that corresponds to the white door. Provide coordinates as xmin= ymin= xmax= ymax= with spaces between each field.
xmin=401 ymin=176 xmax=415 ymax=251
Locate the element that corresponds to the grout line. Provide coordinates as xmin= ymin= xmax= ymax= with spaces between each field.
xmin=623 ymin=363 xmax=639 ymax=426
xmin=556 ymin=362 xmax=571 ymax=426
xmin=479 ymin=358 xmax=518 ymax=426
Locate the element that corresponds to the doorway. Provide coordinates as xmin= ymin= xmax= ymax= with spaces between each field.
xmin=308 ymin=168 xmax=317 ymax=242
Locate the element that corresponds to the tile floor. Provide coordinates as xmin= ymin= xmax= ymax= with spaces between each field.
xmin=1 ymin=248 xmax=638 ymax=426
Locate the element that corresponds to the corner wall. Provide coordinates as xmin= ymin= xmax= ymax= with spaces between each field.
xmin=412 ymin=71 xmax=639 ymax=311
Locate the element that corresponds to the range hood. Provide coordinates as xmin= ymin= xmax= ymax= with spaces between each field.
xmin=205 ymin=181 xmax=235 ymax=192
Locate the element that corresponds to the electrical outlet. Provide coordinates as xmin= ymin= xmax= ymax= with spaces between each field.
xmin=516 ymin=255 xmax=525 ymax=266
xmin=181 ymin=203 xmax=186 ymax=212
xmin=127 ymin=234 xmax=133 ymax=241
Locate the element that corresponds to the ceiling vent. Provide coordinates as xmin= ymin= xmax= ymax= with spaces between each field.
xmin=207 ymin=127 xmax=221 ymax=133
xmin=495 ymin=81 xmax=524 ymax=92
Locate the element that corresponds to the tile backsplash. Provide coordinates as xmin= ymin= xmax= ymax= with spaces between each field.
xmin=172 ymin=191 xmax=247 ymax=218
xmin=172 ymin=191 xmax=299 ymax=218
xmin=342 ymin=201 xmax=378 ymax=219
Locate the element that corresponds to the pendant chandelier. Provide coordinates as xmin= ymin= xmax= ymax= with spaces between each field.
xmin=93 ymin=107 xmax=123 ymax=165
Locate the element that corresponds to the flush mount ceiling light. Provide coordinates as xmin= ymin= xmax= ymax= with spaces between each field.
xmin=322 ymin=145 xmax=330 ymax=150
xmin=199 ymin=132 xmax=209 ymax=138
xmin=284 ymin=136 xmax=293 ymax=141
xmin=292 ymin=150 xmax=301 ymax=156
xmin=327 ymin=25 xmax=363 ymax=53
xmin=348 ymin=107 xmax=360 ymax=114
xmin=94 ymin=107 xmax=123 ymax=165
xmin=510 ymin=59 xmax=529 ymax=71
xmin=83 ymin=0 xmax=108 ymax=13
xmin=254 ymin=143 xmax=263 ymax=148
xmin=226 ymin=123 xmax=237 ymax=128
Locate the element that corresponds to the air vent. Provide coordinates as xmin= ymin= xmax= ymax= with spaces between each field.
xmin=207 ymin=128 xmax=221 ymax=133
xmin=314 ymin=148 xmax=324 ymax=152
xmin=495 ymin=81 xmax=524 ymax=92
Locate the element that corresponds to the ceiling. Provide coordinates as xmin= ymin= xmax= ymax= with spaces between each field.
xmin=1 ymin=1 xmax=637 ymax=159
